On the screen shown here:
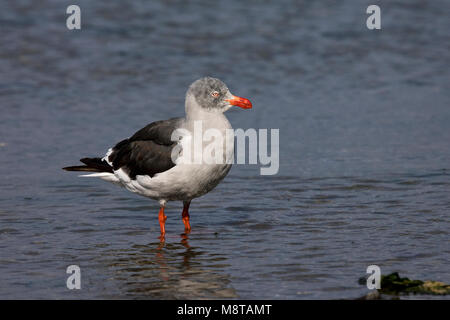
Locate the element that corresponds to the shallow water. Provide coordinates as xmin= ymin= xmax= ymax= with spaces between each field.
xmin=0 ymin=0 xmax=449 ymax=299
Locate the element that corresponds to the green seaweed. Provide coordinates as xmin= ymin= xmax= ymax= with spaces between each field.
xmin=379 ymin=272 xmax=424 ymax=295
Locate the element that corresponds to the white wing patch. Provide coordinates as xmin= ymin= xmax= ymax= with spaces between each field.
xmin=79 ymin=172 xmax=120 ymax=184
xmin=102 ymin=148 xmax=114 ymax=166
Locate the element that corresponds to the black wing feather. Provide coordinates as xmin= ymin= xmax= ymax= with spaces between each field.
xmin=108 ymin=117 xmax=182 ymax=179
xmin=63 ymin=157 xmax=113 ymax=173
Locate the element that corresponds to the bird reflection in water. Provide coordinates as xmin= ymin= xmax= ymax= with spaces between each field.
xmin=155 ymin=232 xmax=190 ymax=281
xmin=101 ymin=232 xmax=236 ymax=298
xmin=158 ymin=226 xmax=191 ymax=246
xmin=180 ymin=231 xmax=190 ymax=248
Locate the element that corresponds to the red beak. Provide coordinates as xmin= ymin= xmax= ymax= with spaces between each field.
xmin=226 ymin=95 xmax=252 ymax=109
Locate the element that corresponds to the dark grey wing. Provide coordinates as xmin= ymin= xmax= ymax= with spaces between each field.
xmin=108 ymin=117 xmax=182 ymax=179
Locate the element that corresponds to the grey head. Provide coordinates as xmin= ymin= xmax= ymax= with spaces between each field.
xmin=187 ymin=77 xmax=252 ymax=112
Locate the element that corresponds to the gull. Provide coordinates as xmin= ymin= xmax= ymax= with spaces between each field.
xmin=63 ymin=77 xmax=252 ymax=240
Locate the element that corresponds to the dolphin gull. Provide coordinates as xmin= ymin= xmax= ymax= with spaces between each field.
xmin=63 ymin=77 xmax=252 ymax=240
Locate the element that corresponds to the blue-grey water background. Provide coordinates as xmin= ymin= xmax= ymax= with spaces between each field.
xmin=0 ymin=0 xmax=449 ymax=299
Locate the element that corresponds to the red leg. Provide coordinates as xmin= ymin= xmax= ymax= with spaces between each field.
xmin=182 ymin=200 xmax=191 ymax=233
xmin=158 ymin=206 xmax=167 ymax=241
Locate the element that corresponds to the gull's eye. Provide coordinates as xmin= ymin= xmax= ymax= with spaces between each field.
xmin=211 ymin=91 xmax=220 ymax=98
